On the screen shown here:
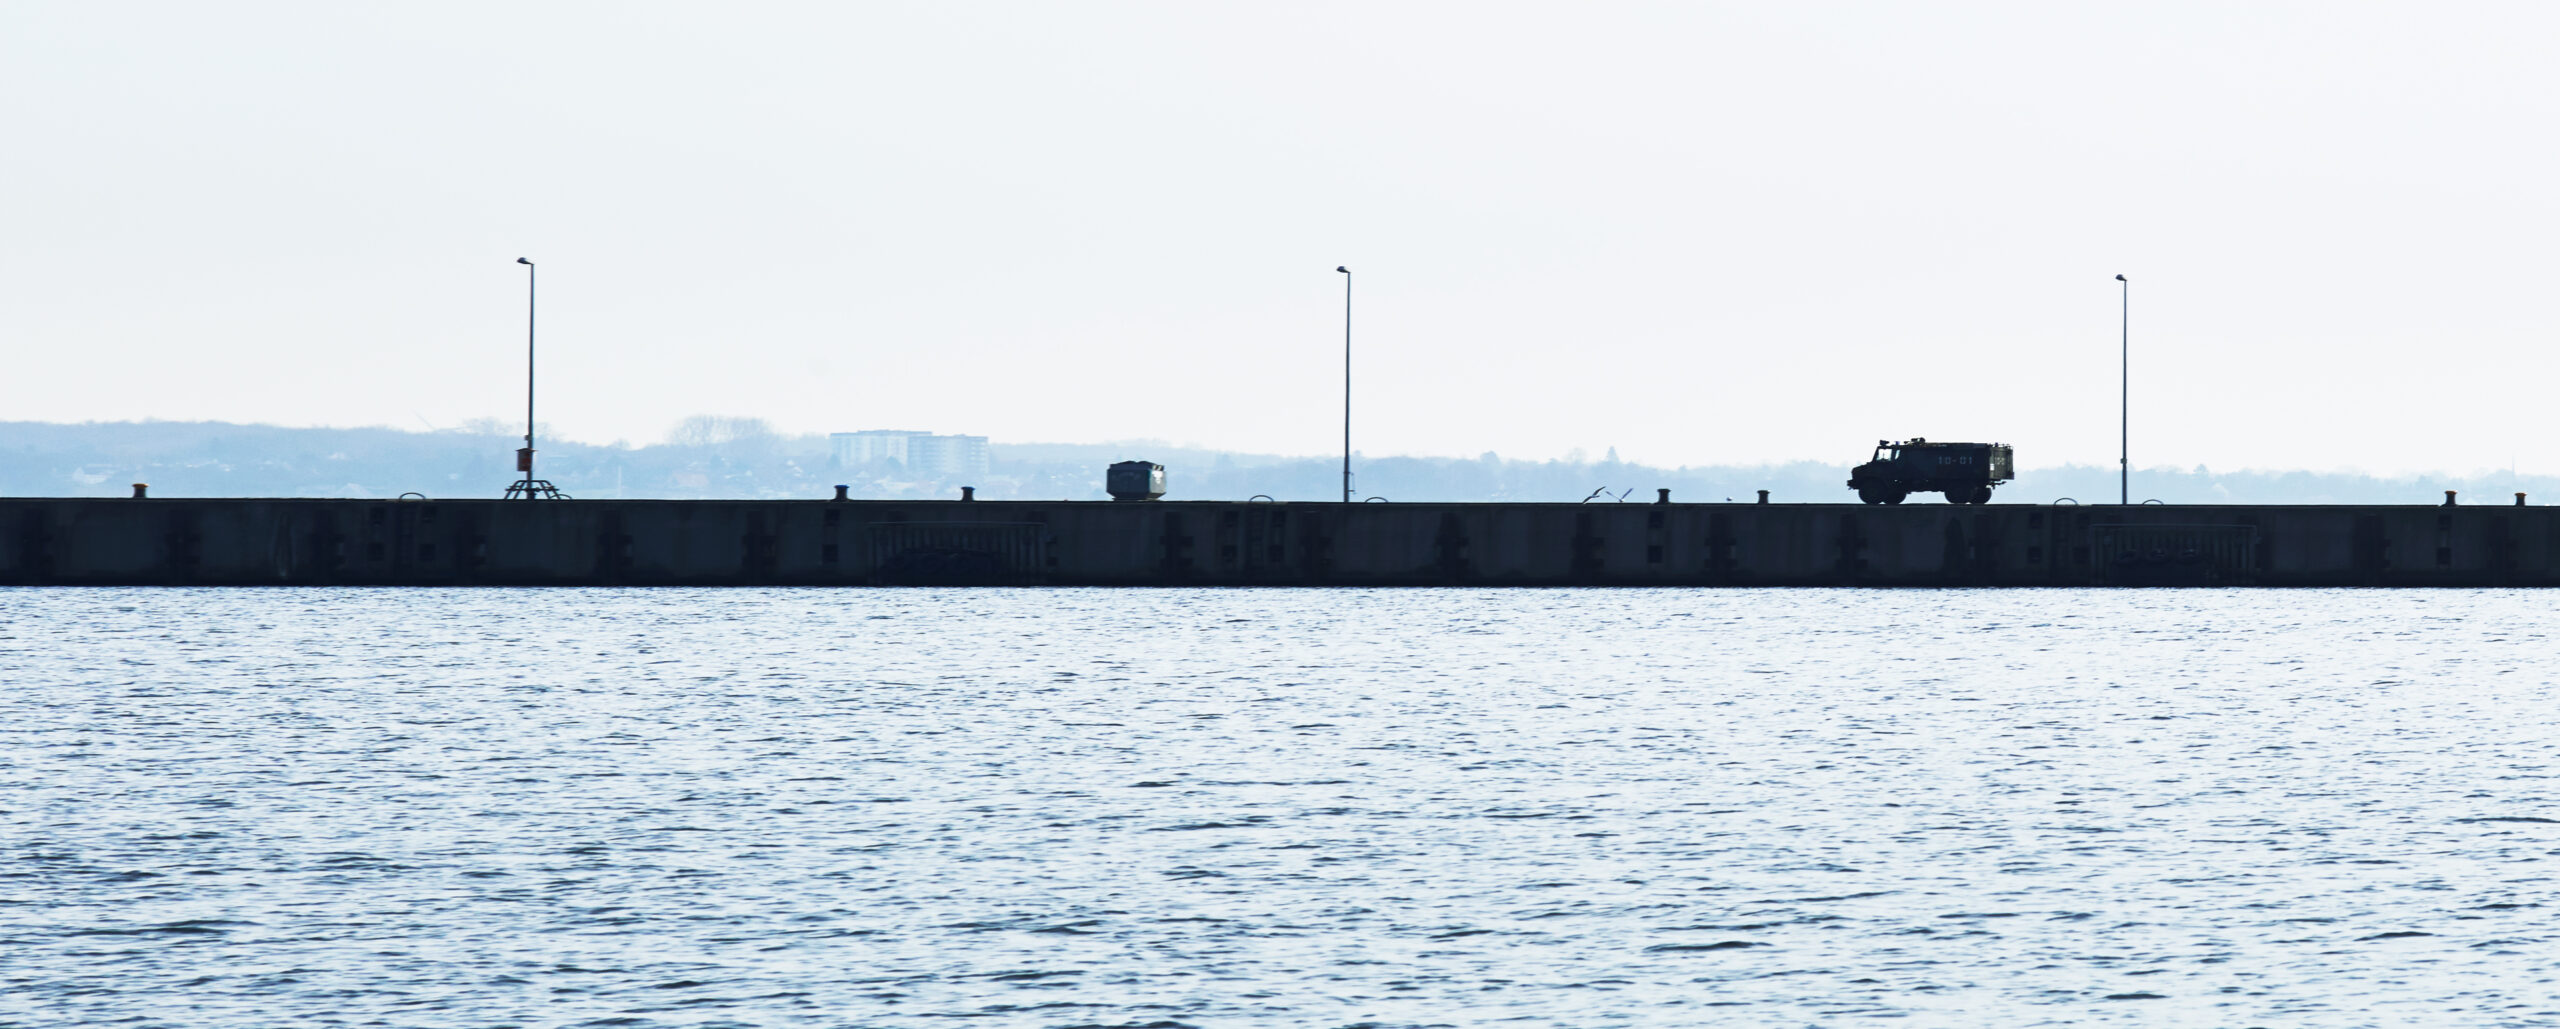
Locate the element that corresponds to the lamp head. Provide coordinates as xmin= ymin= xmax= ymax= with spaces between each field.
xmin=518 ymin=257 xmax=533 ymax=266
xmin=2115 ymin=274 xmax=2125 ymax=281
xmin=1336 ymin=266 xmax=1348 ymax=274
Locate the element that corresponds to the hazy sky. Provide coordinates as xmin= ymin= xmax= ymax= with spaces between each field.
xmin=6 ymin=2 xmax=2555 ymax=474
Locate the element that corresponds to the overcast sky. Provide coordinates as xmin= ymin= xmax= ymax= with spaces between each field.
xmin=5 ymin=2 xmax=2554 ymax=474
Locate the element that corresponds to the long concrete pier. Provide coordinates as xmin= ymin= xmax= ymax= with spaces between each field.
xmin=4 ymin=497 xmax=2554 ymax=586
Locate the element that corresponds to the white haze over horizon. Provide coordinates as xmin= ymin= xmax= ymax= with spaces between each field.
xmin=5 ymin=2 xmax=2555 ymax=478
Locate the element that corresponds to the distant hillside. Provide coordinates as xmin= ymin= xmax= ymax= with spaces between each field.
xmin=1 ymin=420 xmax=2550 ymax=505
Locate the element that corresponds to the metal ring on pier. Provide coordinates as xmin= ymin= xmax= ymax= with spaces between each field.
xmin=2052 ymin=498 xmax=2079 ymax=505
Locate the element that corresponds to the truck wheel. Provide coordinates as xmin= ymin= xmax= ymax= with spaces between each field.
xmin=1882 ymin=491 xmax=1907 ymax=505
xmin=1857 ymin=488 xmax=1883 ymax=505
xmin=1970 ymin=486 xmax=1994 ymax=505
xmin=1942 ymin=489 xmax=1968 ymax=504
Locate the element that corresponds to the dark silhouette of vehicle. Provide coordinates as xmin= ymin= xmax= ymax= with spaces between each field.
xmin=1848 ymin=438 xmax=2013 ymax=505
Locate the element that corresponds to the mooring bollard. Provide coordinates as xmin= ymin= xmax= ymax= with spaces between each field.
xmin=832 ymin=484 xmax=849 ymax=501
xmin=1656 ymin=488 xmax=1671 ymax=504
xmin=960 ymin=486 xmax=976 ymax=502
xmin=2519 ymin=493 xmax=2529 ymax=506
xmin=131 ymin=483 xmax=149 ymax=499
xmin=2444 ymin=490 xmax=2458 ymax=507
xmin=1757 ymin=489 xmax=1770 ymax=505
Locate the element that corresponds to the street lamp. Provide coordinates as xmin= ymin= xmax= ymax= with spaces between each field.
xmin=1337 ymin=266 xmax=1352 ymax=503
xmin=2116 ymin=273 xmax=2128 ymax=505
xmin=504 ymin=257 xmax=567 ymax=499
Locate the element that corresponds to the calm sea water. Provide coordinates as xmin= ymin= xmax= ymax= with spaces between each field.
xmin=2 ymin=587 xmax=2555 ymax=1028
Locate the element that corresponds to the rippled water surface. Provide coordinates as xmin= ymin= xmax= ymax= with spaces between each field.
xmin=4 ymin=587 xmax=2557 ymax=1027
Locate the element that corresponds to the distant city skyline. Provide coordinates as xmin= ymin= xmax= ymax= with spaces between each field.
xmin=830 ymin=429 xmax=991 ymax=481
xmin=5 ymin=3 xmax=2557 ymax=476
xmin=7 ymin=417 xmax=2549 ymax=505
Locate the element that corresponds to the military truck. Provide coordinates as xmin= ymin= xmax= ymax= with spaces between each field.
xmin=1847 ymin=438 xmax=2013 ymax=505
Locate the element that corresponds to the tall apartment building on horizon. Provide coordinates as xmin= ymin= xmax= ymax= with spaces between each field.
xmin=830 ymin=429 xmax=990 ymax=480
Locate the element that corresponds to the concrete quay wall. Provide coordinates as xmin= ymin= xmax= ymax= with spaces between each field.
xmin=4 ymin=498 xmax=2556 ymax=587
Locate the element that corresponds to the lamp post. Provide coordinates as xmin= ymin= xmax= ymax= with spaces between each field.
xmin=519 ymin=257 xmax=537 ymax=492
xmin=503 ymin=258 xmax=568 ymax=499
xmin=2116 ymin=273 xmax=2128 ymax=505
xmin=1337 ymin=265 xmax=1351 ymax=503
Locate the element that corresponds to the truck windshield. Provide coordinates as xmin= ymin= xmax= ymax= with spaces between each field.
xmin=1875 ymin=448 xmax=1899 ymax=462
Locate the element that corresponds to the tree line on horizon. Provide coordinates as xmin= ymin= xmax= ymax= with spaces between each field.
xmin=0 ymin=419 xmax=2548 ymax=507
